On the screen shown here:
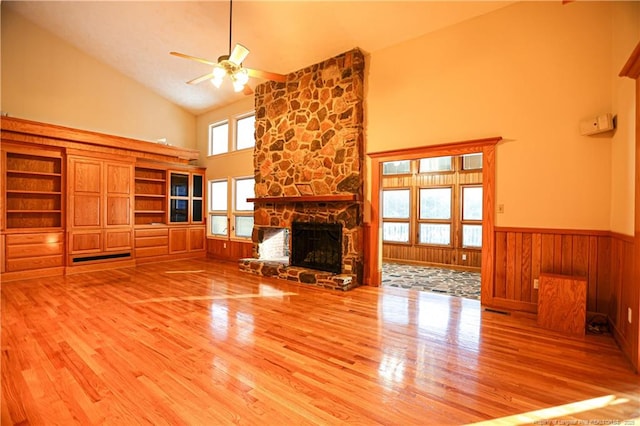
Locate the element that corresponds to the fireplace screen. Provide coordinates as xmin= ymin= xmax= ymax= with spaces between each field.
xmin=290 ymin=222 xmax=342 ymax=274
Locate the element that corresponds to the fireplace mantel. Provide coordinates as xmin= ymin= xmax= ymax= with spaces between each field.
xmin=247 ymin=194 xmax=360 ymax=204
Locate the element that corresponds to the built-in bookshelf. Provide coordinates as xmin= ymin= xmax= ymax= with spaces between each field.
xmin=5 ymin=152 xmax=62 ymax=229
xmin=134 ymin=167 xmax=167 ymax=225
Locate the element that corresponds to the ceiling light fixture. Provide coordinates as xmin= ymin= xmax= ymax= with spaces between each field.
xmin=210 ymin=0 xmax=250 ymax=92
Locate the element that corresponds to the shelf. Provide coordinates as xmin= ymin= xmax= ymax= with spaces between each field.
xmin=135 ymin=177 xmax=166 ymax=183
xmin=7 ymin=210 xmax=62 ymax=213
xmin=7 ymin=170 xmax=62 ymax=177
xmin=135 ymin=194 xmax=165 ymax=198
xmin=7 ymin=190 xmax=62 ymax=195
xmin=247 ymin=194 xmax=360 ymax=204
xmin=135 ymin=210 xmax=166 ymax=214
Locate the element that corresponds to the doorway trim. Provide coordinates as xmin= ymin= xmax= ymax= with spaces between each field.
xmin=367 ymin=136 xmax=501 ymax=304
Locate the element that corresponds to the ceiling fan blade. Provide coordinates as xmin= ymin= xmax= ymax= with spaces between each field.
xmin=187 ymin=72 xmax=214 ymax=85
xmin=170 ymin=51 xmax=217 ymax=66
xmin=229 ymin=43 xmax=250 ymax=65
xmin=246 ymin=68 xmax=287 ymax=83
xmin=243 ymin=85 xmax=254 ymax=96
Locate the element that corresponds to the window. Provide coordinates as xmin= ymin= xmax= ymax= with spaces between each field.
xmin=382 ymin=160 xmax=410 ymax=175
xmin=461 ymin=186 xmax=483 ymax=248
xmin=236 ymin=113 xmax=256 ymax=150
xmin=419 ymin=156 xmax=452 ymax=173
xmin=209 ymin=121 xmax=229 ymax=156
xmin=233 ymin=177 xmax=255 ymax=238
xmin=419 ymin=187 xmax=452 ymax=245
xmin=462 ymin=153 xmax=483 ymax=170
xmin=382 ymin=189 xmax=410 ymax=242
xmin=209 ymin=180 xmax=228 ymax=236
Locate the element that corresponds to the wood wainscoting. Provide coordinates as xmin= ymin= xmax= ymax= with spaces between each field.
xmin=207 ymin=237 xmax=253 ymax=261
xmin=486 ymin=226 xmax=637 ymax=370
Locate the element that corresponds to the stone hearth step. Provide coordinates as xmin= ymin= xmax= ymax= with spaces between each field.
xmin=238 ymin=258 xmax=358 ymax=291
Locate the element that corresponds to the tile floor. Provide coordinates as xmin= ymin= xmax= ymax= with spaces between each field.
xmin=381 ymin=262 xmax=481 ymax=300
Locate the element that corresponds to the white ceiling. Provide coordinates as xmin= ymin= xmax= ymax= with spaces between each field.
xmin=5 ymin=1 xmax=515 ymax=115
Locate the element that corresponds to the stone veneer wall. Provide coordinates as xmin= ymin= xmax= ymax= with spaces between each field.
xmin=250 ymin=48 xmax=365 ymax=287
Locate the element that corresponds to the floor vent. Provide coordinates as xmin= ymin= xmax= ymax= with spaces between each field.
xmin=72 ymin=252 xmax=131 ymax=263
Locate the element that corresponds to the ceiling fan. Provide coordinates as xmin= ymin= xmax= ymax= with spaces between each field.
xmin=170 ymin=0 xmax=286 ymax=95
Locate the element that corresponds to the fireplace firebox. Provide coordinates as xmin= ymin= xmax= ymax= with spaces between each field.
xmin=290 ymin=222 xmax=343 ymax=274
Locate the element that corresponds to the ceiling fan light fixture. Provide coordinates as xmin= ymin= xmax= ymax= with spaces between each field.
xmin=211 ymin=75 xmax=224 ymax=88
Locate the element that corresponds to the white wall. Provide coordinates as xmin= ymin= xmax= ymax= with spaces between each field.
xmin=1 ymin=6 xmax=195 ymax=148
xmin=367 ymin=1 xmax=628 ymax=231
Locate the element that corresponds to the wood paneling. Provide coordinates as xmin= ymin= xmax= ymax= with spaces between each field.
xmin=169 ymin=228 xmax=188 ymax=253
xmin=104 ymin=230 xmax=132 ymax=251
xmin=207 ymin=238 xmax=253 ymax=261
xmin=189 ymin=227 xmax=206 ymax=251
xmin=537 ymin=273 xmax=587 ymax=336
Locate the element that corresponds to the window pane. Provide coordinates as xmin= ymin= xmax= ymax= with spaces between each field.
xmin=419 ymin=224 xmax=451 ymax=245
xmin=209 ymin=180 xmax=227 ymax=211
xmin=383 ymin=222 xmax=409 ymax=242
xmin=420 ymin=188 xmax=451 ymax=219
xmin=419 ymin=156 xmax=452 ymax=173
xmin=236 ymin=114 xmax=256 ymax=150
xmin=235 ymin=216 xmax=254 ymax=238
xmin=463 ymin=224 xmax=482 ymax=247
xmin=210 ymin=215 xmax=228 ymax=236
xmin=382 ymin=160 xmax=410 ymax=175
xmin=209 ymin=122 xmax=228 ymax=155
xmin=462 ymin=153 xmax=483 ymax=170
xmin=462 ymin=187 xmax=483 ymax=220
xmin=235 ymin=178 xmax=255 ymax=211
xmin=382 ymin=189 xmax=410 ymax=218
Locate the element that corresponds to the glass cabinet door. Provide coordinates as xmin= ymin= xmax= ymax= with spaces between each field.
xmin=191 ymin=174 xmax=204 ymax=223
xmin=169 ymin=172 xmax=189 ymax=223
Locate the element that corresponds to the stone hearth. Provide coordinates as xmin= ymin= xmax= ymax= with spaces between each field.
xmin=239 ymin=48 xmax=365 ymax=290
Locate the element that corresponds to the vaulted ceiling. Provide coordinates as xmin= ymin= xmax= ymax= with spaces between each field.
xmin=4 ymin=1 xmax=515 ymax=114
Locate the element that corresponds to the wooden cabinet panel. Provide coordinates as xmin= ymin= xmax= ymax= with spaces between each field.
xmin=71 ymin=232 xmax=102 ymax=253
xmin=6 ymin=233 xmax=63 ymax=245
xmin=136 ymin=236 xmax=169 ymax=248
xmin=135 ymin=246 xmax=169 ymax=258
xmin=106 ymin=163 xmax=132 ymax=194
xmin=72 ymin=160 xmax=101 ymax=193
xmin=106 ymin=197 xmax=131 ymax=226
xmin=7 ymin=255 xmax=63 ymax=272
xmin=6 ymin=242 xmax=63 ymax=259
xmin=169 ymin=228 xmax=188 ymax=253
xmin=189 ymin=227 xmax=205 ymax=251
xmin=135 ymin=228 xmax=169 ymax=238
xmin=105 ymin=230 xmax=132 ymax=251
xmin=73 ymin=195 xmax=101 ymax=227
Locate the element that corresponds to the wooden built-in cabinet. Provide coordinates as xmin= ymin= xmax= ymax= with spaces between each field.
xmin=67 ymin=153 xmax=135 ymax=268
xmin=134 ymin=165 xmax=206 ymax=263
xmin=0 ymin=117 xmax=206 ymax=279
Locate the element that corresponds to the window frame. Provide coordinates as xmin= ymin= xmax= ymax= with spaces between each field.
xmin=208 ymin=179 xmax=229 ymax=237
xmin=234 ymin=112 xmax=256 ymax=151
xmin=208 ymin=120 xmax=230 ymax=156
xmin=417 ymin=185 xmax=453 ymax=247
xmin=460 ymin=184 xmax=483 ymax=248
xmin=381 ymin=187 xmax=411 ymax=244
xmin=232 ymin=176 xmax=255 ymax=239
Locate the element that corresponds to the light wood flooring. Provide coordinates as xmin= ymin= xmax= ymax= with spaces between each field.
xmin=2 ymin=259 xmax=639 ymax=425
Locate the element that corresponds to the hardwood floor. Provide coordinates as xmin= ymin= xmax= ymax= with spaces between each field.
xmin=2 ymin=259 xmax=639 ymax=425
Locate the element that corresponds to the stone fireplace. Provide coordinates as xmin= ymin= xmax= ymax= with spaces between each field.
xmin=239 ymin=48 xmax=365 ymax=291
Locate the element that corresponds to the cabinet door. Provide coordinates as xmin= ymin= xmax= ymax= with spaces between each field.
xmin=69 ymin=158 xmax=102 ymax=227
xmin=191 ymin=174 xmax=204 ymax=223
xmin=189 ymin=226 xmax=206 ymax=251
xmin=105 ymin=162 xmax=133 ymax=226
xmin=169 ymin=172 xmax=189 ymax=223
xmin=169 ymin=227 xmax=188 ymax=253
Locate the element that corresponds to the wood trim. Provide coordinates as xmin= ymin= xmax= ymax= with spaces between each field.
xmin=247 ymin=194 xmax=359 ymax=203
xmin=495 ymin=226 xmax=616 ymax=238
xmin=367 ymin=136 xmax=500 ymax=288
xmin=0 ymin=116 xmax=199 ymax=162
xmin=368 ymin=136 xmax=502 ymax=159
xmin=619 ymin=41 xmax=640 ymax=79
